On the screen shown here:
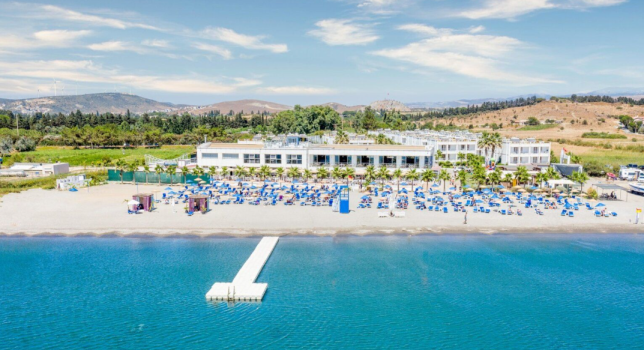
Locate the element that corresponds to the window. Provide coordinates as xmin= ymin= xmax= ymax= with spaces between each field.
xmin=313 ymin=155 xmax=330 ymax=165
xmin=265 ymin=154 xmax=282 ymax=164
xmin=243 ymin=154 xmax=260 ymax=164
xmin=334 ymin=155 xmax=352 ymax=165
xmin=424 ymin=156 xmax=432 ymax=168
xmin=358 ymin=156 xmax=373 ymax=166
xmin=202 ymin=153 xmax=218 ymax=159
xmin=379 ymin=156 xmax=396 ymax=167
xmin=402 ymin=156 xmax=419 ymax=168
xmin=287 ymin=154 xmax=302 ymax=165
xmin=222 ymin=153 xmax=238 ymax=159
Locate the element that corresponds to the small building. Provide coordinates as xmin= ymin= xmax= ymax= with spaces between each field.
xmin=56 ymin=174 xmax=87 ymax=190
xmin=188 ymin=194 xmax=209 ymax=213
xmin=132 ymin=193 xmax=155 ymax=212
xmin=0 ymin=162 xmax=69 ymax=177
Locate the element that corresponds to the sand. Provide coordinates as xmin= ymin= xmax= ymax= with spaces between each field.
xmin=1 ymin=181 xmax=643 ymax=237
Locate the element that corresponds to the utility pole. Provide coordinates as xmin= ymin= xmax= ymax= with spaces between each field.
xmin=16 ymin=114 xmax=19 ymax=136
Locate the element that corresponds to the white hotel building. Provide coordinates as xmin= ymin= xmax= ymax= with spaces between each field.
xmin=371 ymin=130 xmax=551 ymax=168
xmin=197 ymin=137 xmax=435 ymax=173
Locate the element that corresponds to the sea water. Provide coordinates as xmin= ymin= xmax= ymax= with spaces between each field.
xmin=1 ymin=235 xmax=644 ymax=349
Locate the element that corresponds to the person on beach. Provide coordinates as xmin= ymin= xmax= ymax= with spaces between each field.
xmin=464 ymin=209 xmax=468 ymax=224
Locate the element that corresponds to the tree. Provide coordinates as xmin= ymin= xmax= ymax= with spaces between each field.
xmin=317 ymin=166 xmax=329 ymax=181
xmin=234 ymin=165 xmax=247 ymax=179
xmin=545 ymin=167 xmax=560 ymax=180
xmin=405 ymin=168 xmax=419 ymax=188
xmin=334 ymin=130 xmax=349 ymax=144
xmin=535 ymin=172 xmax=549 ymax=187
xmin=438 ymin=169 xmax=451 ymax=192
xmin=421 ymin=169 xmax=435 ymax=190
xmin=0 ymin=137 xmax=13 ymax=155
xmin=457 ymin=169 xmax=468 ymax=190
xmin=392 ymin=168 xmax=403 ymax=192
xmin=114 ymin=159 xmax=126 ymax=184
xmin=342 ymin=167 xmax=355 ymax=186
xmin=472 ymin=165 xmax=488 ymax=187
xmin=514 ymin=166 xmax=530 ymax=186
xmin=275 ymin=167 xmax=285 ymax=181
xmin=143 ymin=164 xmax=150 ymax=184
xmin=181 ymin=166 xmax=189 ymax=183
xmin=155 ymin=164 xmax=164 ymax=185
xmin=570 ymin=171 xmax=589 ymax=192
xmin=303 ymin=169 xmax=312 ymax=181
xmin=527 ymin=117 xmax=540 ymax=126
xmin=14 ymin=136 xmax=36 ymax=152
xmin=436 ymin=150 xmax=444 ymax=161
xmin=247 ymin=166 xmax=257 ymax=180
xmin=208 ymin=166 xmax=217 ymax=180
xmin=377 ymin=165 xmax=390 ymax=187
xmin=258 ymin=165 xmax=271 ymax=181
xmin=166 ymin=165 xmax=177 ymax=185
xmin=126 ymin=162 xmax=138 ymax=183
xmin=287 ymin=167 xmax=301 ymax=181
xmin=364 ymin=165 xmax=376 ymax=186
xmin=331 ymin=166 xmax=343 ymax=182
xmin=221 ymin=166 xmax=228 ymax=180
xmin=503 ymin=172 xmax=514 ymax=186
xmin=362 ymin=106 xmax=378 ymax=130
xmin=488 ymin=168 xmax=502 ymax=190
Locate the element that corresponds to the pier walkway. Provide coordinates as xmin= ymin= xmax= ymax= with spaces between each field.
xmin=206 ymin=237 xmax=279 ymax=302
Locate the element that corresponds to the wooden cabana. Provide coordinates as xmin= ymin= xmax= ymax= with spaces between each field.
xmin=188 ymin=194 xmax=210 ymax=213
xmin=132 ymin=193 xmax=154 ymax=211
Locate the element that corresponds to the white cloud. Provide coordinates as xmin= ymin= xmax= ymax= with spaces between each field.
xmin=0 ymin=59 xmax=259 ymax=94
xmin=371 ymin=31 xmax=562 ymax=85
xmin=142 ymin=40 xmax=170 ymax=48
xmin=31 ymin=4 xmax=160 ymax=30
xmin=456 ymin=0 xmax=627 ymax=19
xmin=88 ymin=41 xmax=148 ymax=54
xmin=469 ymin=25 xmax=486 ymax=34
xmin=0 ymin=30 xmax=92 ymax=51
xmin=257 ymin=86 xmax=336 ymax=95
xmin=192 ymin=43 xmax=233 ymax=60
xmin=397 ymin=24 xmax=453 ymax=36
xmin=308 ymin=19 xmax=379 ymax=46
xmin=201 ymin=27 xmax=287 ymax=53
xmin=356 ymin=0 xmax=412 ymax=14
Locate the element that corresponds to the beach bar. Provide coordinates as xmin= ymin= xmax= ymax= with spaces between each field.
xmin=132 ymin=193 xmax=154 ymax=211
xmin=188 ymin=194 xmax=209 ymax=213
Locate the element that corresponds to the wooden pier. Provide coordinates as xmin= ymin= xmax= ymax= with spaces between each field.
xmin=206 ymin=237 xmax=279 ymax=302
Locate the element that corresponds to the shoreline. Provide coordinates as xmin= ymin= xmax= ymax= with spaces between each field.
xmin=1 ymin=224 xmax=643 ymax=238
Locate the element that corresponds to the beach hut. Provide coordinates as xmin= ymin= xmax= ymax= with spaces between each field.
xmin=188 ymin=194 xmax=210 ymax=213
xmin=132 ymin=193 xmax=154 ymax=211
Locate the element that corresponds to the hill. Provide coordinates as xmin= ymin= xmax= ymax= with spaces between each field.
xmin=0 ymin=93 xmax=177 ymax=115
xmin=312 ymin=102 xmax=365 ymax=113
xmin=180 ymin=99 xmax=291 ymax=115
xmin=369 ymin=99 xmax=411 ymax=112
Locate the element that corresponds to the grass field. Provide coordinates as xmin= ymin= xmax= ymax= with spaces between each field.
xmin=0 ymin=170 xmax=108 ymax=197
xmin=579 ymin=150 xmax=644 ymax=169
xmin=581 ymin=132 xmax=627 ymax=139
xmin=518 ymin=124 xmax=558 ymax=131
xmin=2 ymin=146 xmax=195 ymax=167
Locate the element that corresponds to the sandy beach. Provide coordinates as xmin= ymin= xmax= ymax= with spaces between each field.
xmin=1 ymin=181 xmax=643 ymax=236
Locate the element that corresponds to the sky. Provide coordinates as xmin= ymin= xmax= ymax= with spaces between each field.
xmin=0 ymin=0 xmax=642 ymax=106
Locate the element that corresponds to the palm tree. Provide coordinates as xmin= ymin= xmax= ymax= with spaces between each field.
xmin=488 ymin=132 xmax=502 ymax=164
xmin=436 ymin=150 xmax=444 ymax=162
xmin=571 ymin=171 xmax=590 ymax=192
xmin=364 ymin=165 xmax=376 ymax=186
xmin=234 ymin=165 xmax=247 ymax=180
xmin=377 ymin=165 xmax=390 ymax=188
xmin=392 ymin=168 xmax=403 ymax=192
xmin=535 ymin=172 xmax=549 ymax=188
xmin=275 ymin=167 xmax=285 ymax=181
xmin=514 ymin=166 xmax=530 ymax=187
xmin=317 ymin=166 xmax=329 ymax=182
xmin=166 ymin=165 xmax=177 ymax=185
xmin=421 ymin=169 xmax=434 ymax=190
xmin=287 ymin=167 xmax=301 ymax=181
xmin=303 ymin=169 xmax=312 ymax=182
xmin=457 ymin=152 xmax=466 ymax=165
xmin=155 ymin=164 xmax=164 ymax=185
xmin=247 ymin=167 xmax=257 ymax=180
xmin=208 ymin=166 xmax=217 ymax=181
xmin=472 ymin=165 xmax=488 ymax=188
xmin=343 ymin=167 xmax=355 ymax=186
xmin=331 ymin=166 xmax=343 ymax=182
xmin=457 ymin=169 xmax=468 ymax=190
xmin=545 ymin=166 xmax=560 ymax=180
xmin=334 ymin=131 xmax=349 ymax=144
xmin=258 ymin=165 xmax=271 ymax=181
xmin=488 ymin=167 xmax=502 ymax=191
xmin=221 ymin=166 xmax=228 ymax=180
xmin=143 ymin=165 xmax=150 ymax=184
xmin=438 ymin=169 xmax=451 ymax=192
xmin=126 ymin=162 xmax=138 ymax=184
xmin=405 ymin=168 xmax=419 ymax=188
xmin=503 ymin=173 xmax=514 ymax=186
xmin=180 ymin=166 xmax=189 ymax=183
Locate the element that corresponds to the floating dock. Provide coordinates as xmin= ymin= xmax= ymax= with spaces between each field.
xmin=206 ymin=237 xmax=279 ymax=302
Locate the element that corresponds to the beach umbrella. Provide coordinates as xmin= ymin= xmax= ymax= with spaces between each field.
xmin=400 ymin=182 xmax=408 ymax=186
xmin=432 ymin=184 xmax=439 ymax=188
xmin=369 ymin=182 xmax=377 ymax=185
xmin=518 ymin=188 xmax=527 ymax=193
xmin=464 ymin=188 xmax=474 ymax=192
xmin=552 ymin=189 xmax=561 ymax=193
xmin=496 ymin=184 xmax=505 ymax=189
xmin=164 ymin=187 xmax=172 ymax=191
xmin=361 ymin=195 xmax=370 ymax=199
xmin=595 ymin=203 xmax=606 ymax=208
xmin=475 ymin=199 xmax=484 ymax=204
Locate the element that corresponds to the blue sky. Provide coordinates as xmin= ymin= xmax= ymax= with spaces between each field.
xmin=0 ymin=0 xmax=641 ymax=105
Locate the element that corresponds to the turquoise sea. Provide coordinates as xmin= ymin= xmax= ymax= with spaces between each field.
xmin=2 ymin=235 xmax=644 ymax=349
